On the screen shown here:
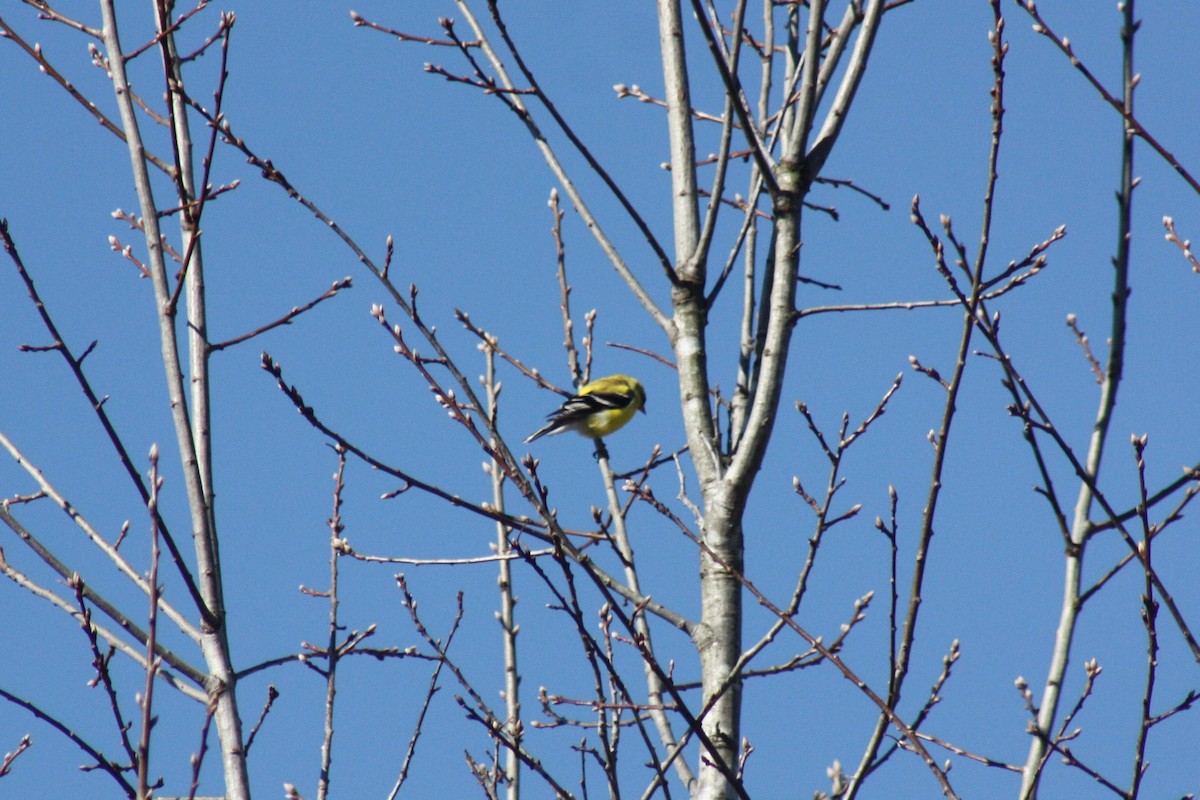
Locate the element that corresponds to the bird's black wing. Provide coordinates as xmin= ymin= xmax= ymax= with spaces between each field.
xmin=524 ymin=390 xmax=634 ymax=443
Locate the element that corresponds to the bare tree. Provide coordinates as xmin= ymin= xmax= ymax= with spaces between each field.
xmin=2 ymin=1 xmax=1199 ymax=799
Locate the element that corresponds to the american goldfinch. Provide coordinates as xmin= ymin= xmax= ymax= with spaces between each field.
xmin=525 ymin=374 xmax=647 ymax=443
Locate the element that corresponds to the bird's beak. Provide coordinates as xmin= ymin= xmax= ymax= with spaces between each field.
xmin=639 ymin=405 xmax=647 ymax=414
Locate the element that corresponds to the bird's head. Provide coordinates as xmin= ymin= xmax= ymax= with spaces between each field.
xmin=631 ymin=379 xmax=647 ymax=414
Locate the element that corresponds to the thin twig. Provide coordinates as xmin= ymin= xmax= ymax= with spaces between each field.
xmin=210 ymin=278 xmax=351 ymax=352
xmin=1 ymin=221 xmax=209 ymax=623
xmin=1162 ymin=216 xmax=1200 ymax=272
xmin=1015 ymin=0 xmax=1200 ymax=195
xmin=0 ymin=15 xmax=172 ymax=172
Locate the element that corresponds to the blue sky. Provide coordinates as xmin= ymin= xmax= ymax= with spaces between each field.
xmin=2 ymin=1 xmax=1200 ymax=798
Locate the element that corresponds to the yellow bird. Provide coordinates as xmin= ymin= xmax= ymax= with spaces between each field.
xmin=525 ymin=374 xmax=647 ymax=443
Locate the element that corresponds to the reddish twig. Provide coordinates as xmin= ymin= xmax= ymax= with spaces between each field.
xmin=1015 ymin=0 xmax=1200 ymax=195
xmin=209 ymin=277 xmax=352 ymax=352
xmin=1163 ymin=216 xmax=1200 ymax=272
